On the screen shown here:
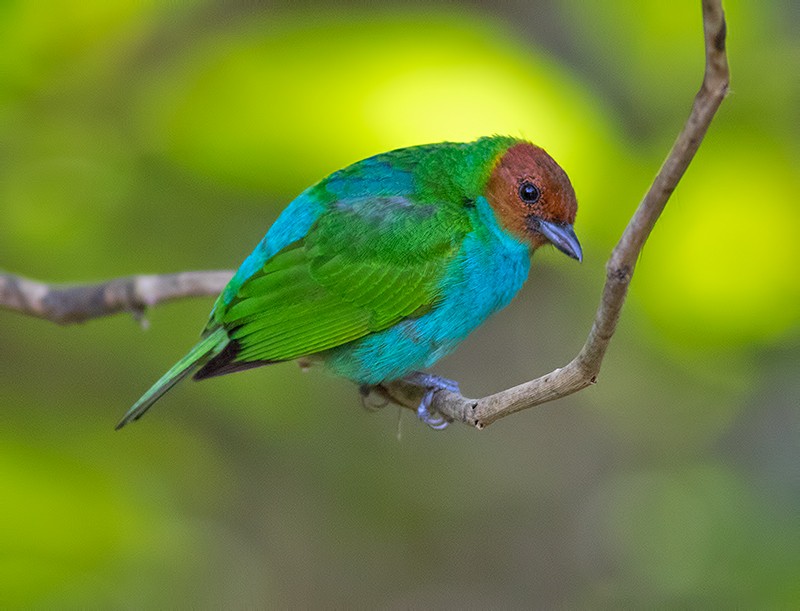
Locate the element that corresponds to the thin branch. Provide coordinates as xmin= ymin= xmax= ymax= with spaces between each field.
xmin=0 ymin=271 xmax=232 ymax=325
xmin=0 ymin=0 xmax=728 ymax=428
xmin=380 ymin=0 xmax=729 ymax=427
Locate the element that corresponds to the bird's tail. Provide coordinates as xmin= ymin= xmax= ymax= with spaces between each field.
xmin=116 ymin=327 xmax=229 ymax=430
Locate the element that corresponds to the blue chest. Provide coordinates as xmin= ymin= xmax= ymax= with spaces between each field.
xmin=325 ymin=197 xmax=531 ymax=384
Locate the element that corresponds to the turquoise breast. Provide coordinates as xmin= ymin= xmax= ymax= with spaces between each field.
xmin=323 ymin=196 xmax=531 ymax=384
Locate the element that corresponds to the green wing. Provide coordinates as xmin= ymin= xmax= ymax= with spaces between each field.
xmin=205 ymin=196 xmax=470 ymax=370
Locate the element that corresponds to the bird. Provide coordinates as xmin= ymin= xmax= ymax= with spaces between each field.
xmin=116 ymin=135 xmax=581 ymax=430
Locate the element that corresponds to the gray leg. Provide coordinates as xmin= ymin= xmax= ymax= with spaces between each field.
xmin=404 ymin=372 xmax=460 ymax=430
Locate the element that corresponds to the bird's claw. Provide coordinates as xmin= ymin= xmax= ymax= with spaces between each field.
xmin=416 ymin=390 xmax=450 ymax=430
xmin=405 ymin=372 xmax=459 ymax=430
xmin=359 ymin=384 xmax=389 ymax=412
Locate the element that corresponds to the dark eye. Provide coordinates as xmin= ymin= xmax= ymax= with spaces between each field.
xmin=518 ymin=181 xmax=541 ymax=204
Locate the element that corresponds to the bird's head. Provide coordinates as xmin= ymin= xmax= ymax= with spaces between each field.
xmin=485 ymin=141 xmax=582 ymax=262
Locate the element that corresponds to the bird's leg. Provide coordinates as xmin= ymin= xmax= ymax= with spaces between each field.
xmin=403 ymin=372 xmax=459 ymax=430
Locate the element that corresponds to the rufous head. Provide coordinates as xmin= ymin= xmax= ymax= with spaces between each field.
xmin=485 ymin=141 xmax=582 ymax=262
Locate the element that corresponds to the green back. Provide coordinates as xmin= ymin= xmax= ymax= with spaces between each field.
xmin=210 ymin=137 xmax=518 ymax=364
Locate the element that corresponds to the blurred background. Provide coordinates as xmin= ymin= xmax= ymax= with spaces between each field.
xmin=1 ymin=0 xmax=798 ymax=606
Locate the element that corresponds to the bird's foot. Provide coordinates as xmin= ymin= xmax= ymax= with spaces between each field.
xmin=359 ymin=384 xmax=390 ymax=412
xmin=404 ymin=372 xmax=460 ymax=431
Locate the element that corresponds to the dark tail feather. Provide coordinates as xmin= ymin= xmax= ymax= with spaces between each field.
xmin=193 ymin=339 xmax=276 ymax=380
xmin=116 ymin=328 xmax=228 ymax=430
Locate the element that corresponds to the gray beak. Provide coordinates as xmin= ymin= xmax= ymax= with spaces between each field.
xmin=532 ymin=218 xmax=583 ymax=262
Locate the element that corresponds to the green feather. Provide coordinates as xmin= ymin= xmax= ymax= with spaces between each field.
xmin=215 ymin=194 xmax=470 ymax=366
xmin=115 ymin=327 xmax=228 ymax=429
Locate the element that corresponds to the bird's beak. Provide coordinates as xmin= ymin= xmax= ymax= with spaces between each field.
xmin=532 ymin=218 xmax=583 ymax=262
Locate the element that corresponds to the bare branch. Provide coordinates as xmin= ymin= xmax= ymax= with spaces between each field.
xmin=0 ymin=0 xmax=729 ymax=428
xmin=0 ymin=271 xmax=232 ymax=325
xmin=383 ymin=0 xmax=729 ymax=427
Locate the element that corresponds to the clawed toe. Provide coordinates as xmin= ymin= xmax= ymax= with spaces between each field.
xmin=416 ymin=390 xmax=450 ymax=430
xmin=405 ymin=372 xmax=459 ymax=430
xmin=359 ymin=384 xmax=389 ymax=411
xmin=359 ymin=373 xmax=459 ymax=430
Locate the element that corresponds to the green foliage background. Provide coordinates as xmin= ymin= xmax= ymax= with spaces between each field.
xmin=1 ymin=0 xmax=798 ymax=606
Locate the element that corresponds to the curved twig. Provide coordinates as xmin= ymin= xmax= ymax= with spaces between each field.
xmin=381 ymin=0 xmax=729 ymax=427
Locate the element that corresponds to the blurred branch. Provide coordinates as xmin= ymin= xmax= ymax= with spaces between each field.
xmin=383 ymin=0 xmax=730 ymax=427
xmin=0 ymin=271 xmax=232 ymax=325
xmin=0 ymin=0 xmax=728 ymax=430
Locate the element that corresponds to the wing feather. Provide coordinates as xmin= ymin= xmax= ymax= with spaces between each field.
xmin=202 ymin=195 xmax=470 ymax=374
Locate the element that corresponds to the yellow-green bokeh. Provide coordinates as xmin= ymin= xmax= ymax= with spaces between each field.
xmin=137 ymin=12 xmax=619 ymax=196
xmin=634 ymin=134 xmax=800 ymax=348
xmin=1 ymin=0 xmax=798 ymax=607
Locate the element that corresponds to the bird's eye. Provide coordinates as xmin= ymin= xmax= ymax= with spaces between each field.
xmin=518 ymin=181 xmax=541 ymax=204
